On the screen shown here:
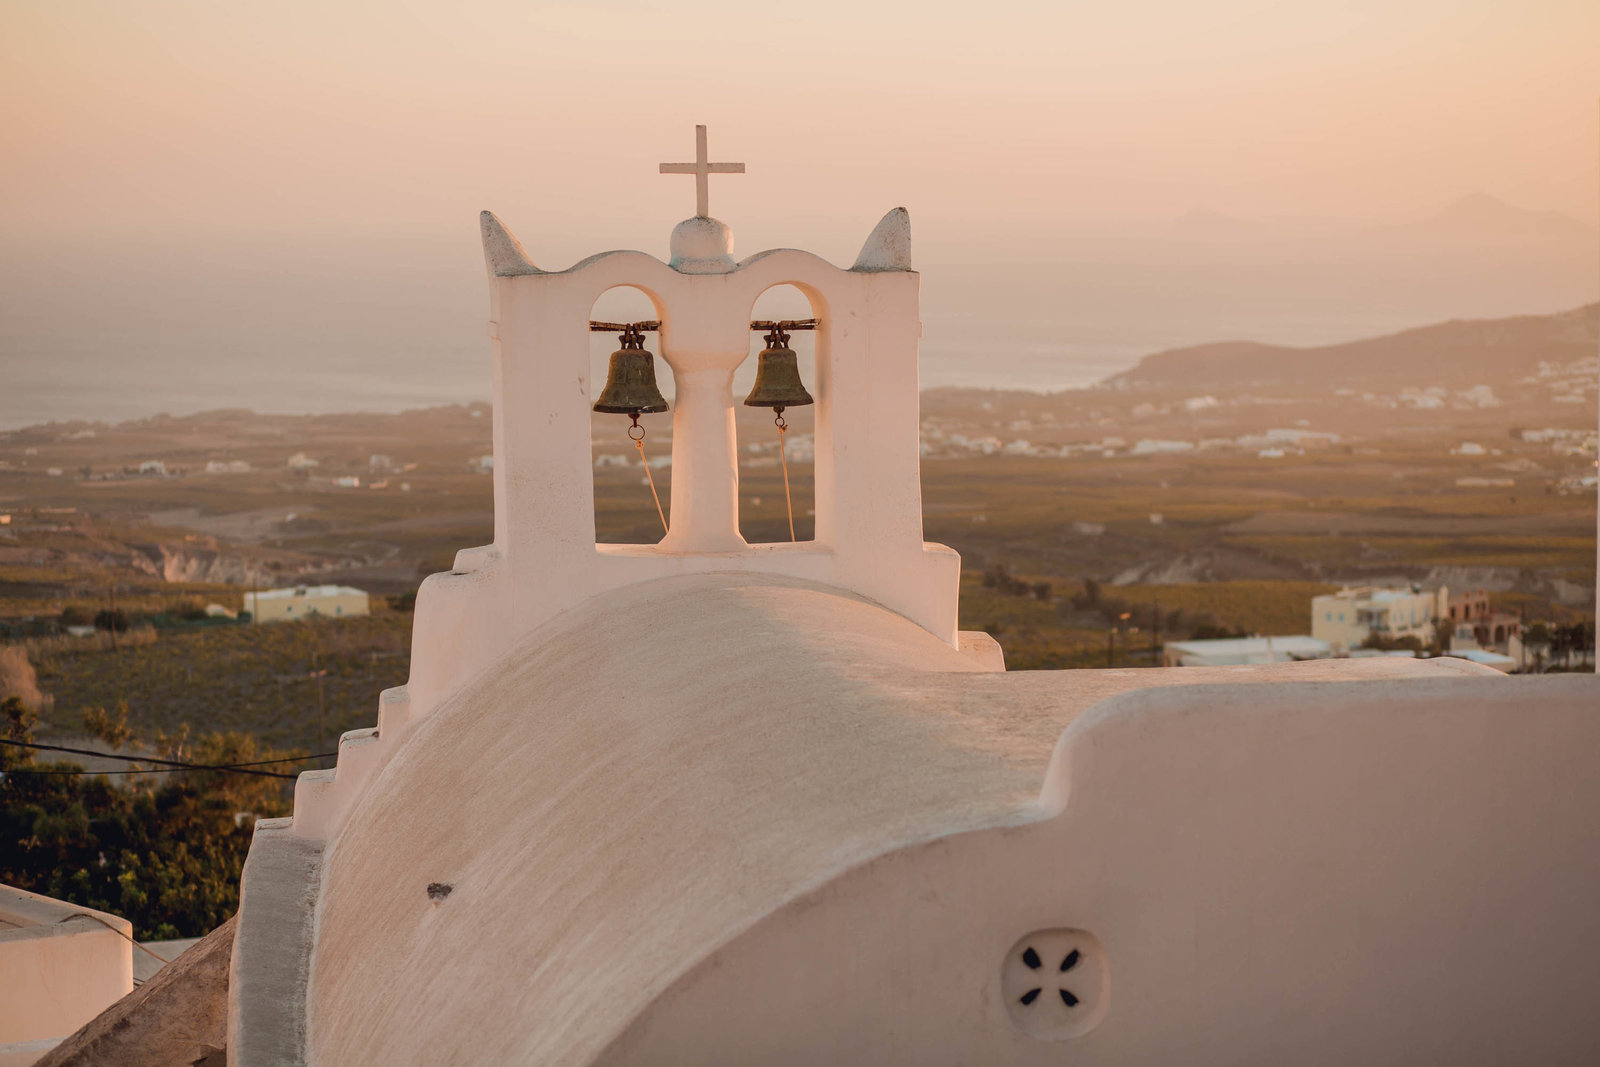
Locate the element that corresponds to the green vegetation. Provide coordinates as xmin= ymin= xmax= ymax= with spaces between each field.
xmin=957 ymin=573 xmax=1345 ymax=670
xmin=31 ymin=615 xmax=411 ymax=751
xmin=1 ymin=696 xmax=293 ymax=938
xmin=1109 ymin=581 xmax=1340 ymax=637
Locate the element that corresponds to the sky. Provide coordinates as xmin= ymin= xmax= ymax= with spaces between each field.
xmin=1 ymin=0 xmax=1597 ymax=425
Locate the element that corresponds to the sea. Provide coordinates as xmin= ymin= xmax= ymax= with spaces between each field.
xmin=0 ymin=303 xmax=1445 ymax=432
xmin=1 ymin=240 xmax=1571 ymax=430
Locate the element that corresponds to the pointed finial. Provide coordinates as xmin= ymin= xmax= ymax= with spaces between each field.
xmin=480 ymin=211 xmax=541 ymax=277
xmin=851 ymin=208 xmax=912 ymax=272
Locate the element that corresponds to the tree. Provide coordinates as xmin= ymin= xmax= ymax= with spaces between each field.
xmin=1070 ymin=579 xmax=1101 ymax=610
xmin=1524 ymin=622 xmax=1552 ymax=673
xmin=94 ymin=608 xmax=128 ymax=633
xmin=1431 ymin=611 xmax=1455 ymax=655
xmin=57 ymin=605 xmax=92 ymax=628
xmin=0 ymin=696 xmax=293 ymax=939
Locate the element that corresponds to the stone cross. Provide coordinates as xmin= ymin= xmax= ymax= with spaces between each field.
xmin=659 ymin=125 xmax=744 ymax=219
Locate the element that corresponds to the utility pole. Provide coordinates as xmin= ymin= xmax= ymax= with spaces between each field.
xmin=107 ymin=582 xmax=118 ymax=652
xmin=1108 ymin=612 xmax=1132 ymax=668
xmin=1152 ymin=599 xmax=1161 ymax=664
xmin=308 ymin=650 xmax=329 ymax=750
xmin=315 ymin=670 xmax=327 ymax=750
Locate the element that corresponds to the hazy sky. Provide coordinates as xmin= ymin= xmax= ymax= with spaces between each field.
xmin=1 ymin=0 xmax=1596 ymax=425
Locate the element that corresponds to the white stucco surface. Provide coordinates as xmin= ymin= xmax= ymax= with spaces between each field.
xmin=0 ymin=885 xmax=132 ymax=1051
xmin=282 ymin=208 xmax=962 ymax=847
xmin=224 ymin=195 xmax=1600 ymax=1065
xmin=608 ymin=670 xmax=1600 ymax=1066
xmin=294 ymin=573 xmax=1583 ymax=1066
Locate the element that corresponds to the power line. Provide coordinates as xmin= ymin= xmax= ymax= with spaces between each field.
xmin=0 ymin=738 xmax=336 ymax=780
xmin=60 ymin=911 xmax=170 ymax=986
xmin=5 ymin=765 xmax=328 ymax=777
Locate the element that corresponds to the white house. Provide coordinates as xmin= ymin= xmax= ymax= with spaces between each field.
xmin=1311 ymin=585 xmax=1448 ymax=650
xmin=243 ymin=585 xmax=369 ymax=623
xmin=1161 ymin=635 xmax=1333 ymax=667
xmin=1447 ymin=648 xmax=1518 ymax=673
xmin=0 ymin=885 xmax=131 ymax=1062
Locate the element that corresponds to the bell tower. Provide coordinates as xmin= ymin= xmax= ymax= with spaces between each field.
xmin=403 ymin=126 xmax=971 ymax=717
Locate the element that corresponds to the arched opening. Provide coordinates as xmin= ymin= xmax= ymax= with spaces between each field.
xmin=737 ymin=284 xmax=818 ymax=543
xmin=589 ymin=285 xmax=673 ymax=544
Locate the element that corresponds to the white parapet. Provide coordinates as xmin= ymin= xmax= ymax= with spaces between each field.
xmin=0 ymin=884 xmax=133 ymax=1056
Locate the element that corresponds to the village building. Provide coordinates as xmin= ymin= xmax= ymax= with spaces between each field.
xmin=1310 ymin=584 xmax=1448 ymax=651
xmin=0 ymin=887 xmax=132 ymax=1064
xmin=7 ymin=129 xmax=1599 ymax=1065
xmin=1160 ymin=634 xmax=1332 ymax=667
xmin=242 ymin=585 xmax=369 ymax=623
xmin=1447 ymin=587 xmax=1523 ymax=657
xmin=1445 ymin=648 xmax=1519 ymax=673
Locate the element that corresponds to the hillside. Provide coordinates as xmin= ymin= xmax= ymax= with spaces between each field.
xmin=1108 ymin=303 xmax=1598 ymax=391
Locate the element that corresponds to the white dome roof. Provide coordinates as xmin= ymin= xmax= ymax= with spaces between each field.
xmin=309 ymin=574 xmax=1035 ymax=1064
xmin=302 ymin=574 xmax=1488 ymax=1064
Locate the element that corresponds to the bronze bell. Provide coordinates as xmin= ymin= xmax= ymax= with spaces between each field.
xmin=744 ymin=331 xmax=814 ymax=412
xmin=593 ymin=327 xmax=668 ymax=415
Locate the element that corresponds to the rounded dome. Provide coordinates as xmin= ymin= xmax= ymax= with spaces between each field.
xmin=668 ymin=216 xmax=735 ymax=273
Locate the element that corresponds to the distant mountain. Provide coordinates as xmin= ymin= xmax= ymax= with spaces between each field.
xmin=1106 ymin=303 xmax=1599 ymax=391
xmin=1367 ymin=193 xmax=1597 ymax=248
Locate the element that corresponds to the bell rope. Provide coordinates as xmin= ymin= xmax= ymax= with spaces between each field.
xmin=776 ymin=412 xmax=796 ymax=542
xmin=630 ymin=416 xmax=668 ymax=535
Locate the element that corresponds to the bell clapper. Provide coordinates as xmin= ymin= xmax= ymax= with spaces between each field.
xmin=629 ymin=414 xmax=668 ymax=535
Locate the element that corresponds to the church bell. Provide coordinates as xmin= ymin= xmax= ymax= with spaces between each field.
xmin=743 ymin=330 xmax=814 ymax=412
xmin=593 ymin=327 xmax=668 ymax=416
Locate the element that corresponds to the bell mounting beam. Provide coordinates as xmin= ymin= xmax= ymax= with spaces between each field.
xmin=588 ymin=319 xmax=817 ymax=333
xmin=659 ymin=125 xmax=744 ymax=219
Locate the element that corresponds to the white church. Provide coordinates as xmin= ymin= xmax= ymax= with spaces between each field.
xmin=11 ymin=129 xmax=1600 ymax=1066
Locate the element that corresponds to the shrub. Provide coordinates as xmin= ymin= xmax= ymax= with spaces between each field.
xmin=94 ymin=608 xmax=129 ymax=633
xmin=0 ymin=646 xmax=50 ymax=714
xmin=58 ymin=606 xmax=92 ymax=628
xmin=1359 ymin=632 xmax=1424 ymax=652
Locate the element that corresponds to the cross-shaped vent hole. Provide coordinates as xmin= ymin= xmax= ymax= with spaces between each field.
xmin=1002 ymin=928 xmax=1108 ymax=1040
